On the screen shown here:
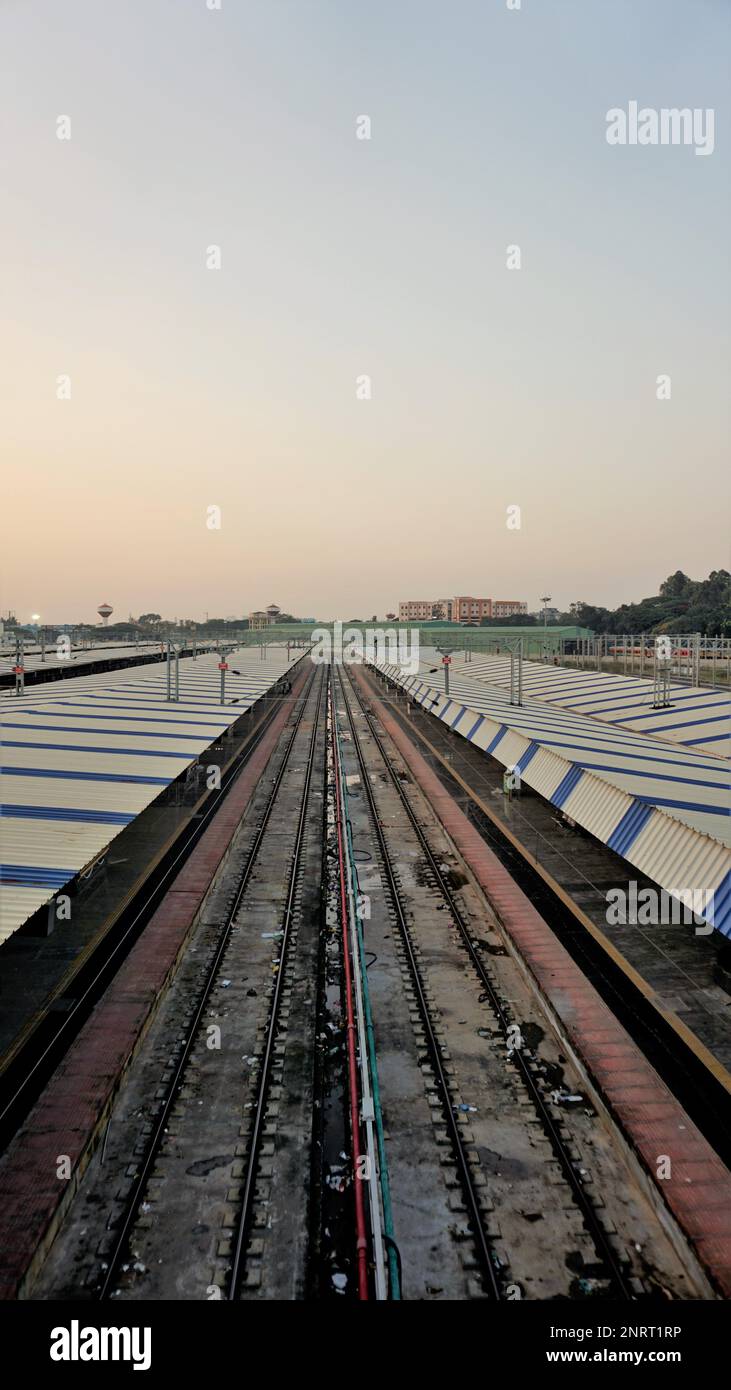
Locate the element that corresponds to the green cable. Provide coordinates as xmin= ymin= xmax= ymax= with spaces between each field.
xmin=334 ymin=706 xmax=402 ymax=1300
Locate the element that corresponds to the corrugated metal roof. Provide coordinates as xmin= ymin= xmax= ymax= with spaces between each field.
xmin=451 ymin=653 xmax=730 ymax=758
xmin=0 ymin=646 xmax=301 ymax=943
xmin=0 ymin=641 xmax=180 ymax=675
xmin=523 ymin=746 xmax=572 ymax=801
xmin=629 ymin=810 xmax=731 ymax=907
xmin=561 ymin=770 xmax=634 ymax=844
xmin=376 ymin=652 xmax=731 ymax=937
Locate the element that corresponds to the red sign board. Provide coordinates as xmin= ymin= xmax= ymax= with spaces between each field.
xmin=218 ymin=662 xmax=228 ymax=671
xmin=442 ymin=656 xmax=451 ymax=665
xmin=13 ymin=665 xmax=24 ymax=675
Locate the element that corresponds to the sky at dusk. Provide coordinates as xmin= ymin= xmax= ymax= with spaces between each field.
xmin=2 ymin=0 xmax=729 ymax=624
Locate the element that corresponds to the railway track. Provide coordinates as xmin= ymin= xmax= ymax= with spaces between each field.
xmin=334 ymin=662 xmax=636 ymax=1299
xmin=19 ymin=658 xmax=712 ymax=1302
xmin=334 ymin=664 xmax=499 ymax=1295
xmin=0 ymin=670 xmax=307 ymax=1155
xmin=364 ymin=664 xmax=731 ymax=1171
xmin=228 ymin=664 xmax=326 ymax=1297
xmin=94 ymin=665 xmax=327 ymax=1299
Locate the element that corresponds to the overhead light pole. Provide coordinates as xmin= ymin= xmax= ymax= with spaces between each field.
xmin=31 ymin=615 xmax=44 ymax=663
xmin=540 ymin=594 xmax=552 ymax=662
xmin=165 ymin=640 xmax=180 ymax=701
xmin=436 ymin=645 xmax=454 ymax=696
xmin=14 ymin=634 xmax=25 ymax=696
xmin=507 ymin=636 xmax=523 ymax=706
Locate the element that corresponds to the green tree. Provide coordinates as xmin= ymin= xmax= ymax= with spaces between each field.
xmin=659 ymin=570 xmax=694 ymax=599
xmin=559 ymin=571 xmax=730 ymax=637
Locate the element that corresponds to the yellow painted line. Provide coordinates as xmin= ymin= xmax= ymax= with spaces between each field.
xmin=369 ymin=672 xmax=731 ymax=1098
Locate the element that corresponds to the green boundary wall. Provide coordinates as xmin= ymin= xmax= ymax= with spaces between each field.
xmin=237 ymin=622 xmax=593 ymax=657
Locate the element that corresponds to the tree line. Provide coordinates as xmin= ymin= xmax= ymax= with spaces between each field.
xmin=478 ymin=571 xmax=730 ymax=637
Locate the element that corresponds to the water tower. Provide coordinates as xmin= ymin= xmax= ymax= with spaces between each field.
xmin=97 ymin=602 xmax=113 ymax=627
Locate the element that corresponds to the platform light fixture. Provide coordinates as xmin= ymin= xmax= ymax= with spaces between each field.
xmin=435 ymin=645 xmax=455 ymax=696
xmin=540 ymin=594 xmax=552 ymax=663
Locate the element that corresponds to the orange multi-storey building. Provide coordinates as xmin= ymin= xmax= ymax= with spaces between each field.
xmin=398 ymin=597 xmax=528 ymax=624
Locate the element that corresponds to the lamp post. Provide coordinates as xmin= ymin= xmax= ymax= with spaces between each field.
xmin=652 ymin=635 xmax=673 ymax=709
xmin=165 ymin=640 xmax=180 ymax=701
xmin=436 ymin=646 xmax=454 ymax=696
xmin=507 ymin=636 xmax=523 ymax=706
xmin=31 ymin=614 xmax=43 ymax=662
xmin=540 ymin=594 xmax=552 ymax=662
xmin=14 ymin=635 xmax=25 ymax=696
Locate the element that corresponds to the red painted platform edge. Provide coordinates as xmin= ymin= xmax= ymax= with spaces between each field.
xmin=0 ymin=666 xmax=310 ymax=1300
xmin=357 ymin=665 xmax=731 ymax=1299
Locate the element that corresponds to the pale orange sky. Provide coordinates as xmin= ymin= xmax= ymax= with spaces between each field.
xmin=2 ymin=1 xmax=729 ymax=624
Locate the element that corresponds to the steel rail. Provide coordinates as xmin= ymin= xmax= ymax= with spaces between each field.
xmin=348 ymin=662 xmax=634 ymax=1300
xmin=334 ymin=696 xmax=401 ymax=1299
xmin=330 ymin=677 xmax=372 ymax=1299
xmin=227 ymin=665 xmax=326 ymax=1298
xmin=335 ymin=664 xmax=501 ymax=1299
xmin=98 ymin=667 xmax=321 ymax=1299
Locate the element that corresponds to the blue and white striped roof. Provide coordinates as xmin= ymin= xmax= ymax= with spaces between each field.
xmin=455 ymin=654 xmax=730 ymax=758
xmin=0 ymin=647 xmax=301 ymax=942
xmin=375 ymin=651 xmax=731 ymax=938
xmin=0 ymin=640 xmax=175 ymax=677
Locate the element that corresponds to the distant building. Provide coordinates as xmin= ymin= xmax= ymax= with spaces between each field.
xmin=398 ymin=596 xmax=527 ymax=624
xmin=398 ymin=599 xmax=453 ymax=621
xmin=453 ymin=596 xmax=492 ymax=623
xmin=492 ymin=599 xmax=529 ymax=619
xmin=399 ymin=600 xmax=432 ymax=621
xmin=249 ymin=603 xmax=282 ymax=631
